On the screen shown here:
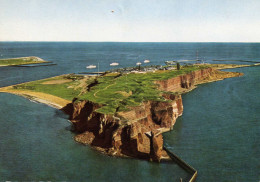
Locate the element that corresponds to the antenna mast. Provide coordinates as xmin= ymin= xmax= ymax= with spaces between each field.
xmin=98 ymin=62 xmax=99 ymax=76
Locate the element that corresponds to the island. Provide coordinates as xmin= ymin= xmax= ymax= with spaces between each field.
xmin=0 ymin=62 xmax=249 ymax=180
xmin=0 ymin=62 xmax=247 ymax=160
xmin=0 ymin=56 xmax=49 ymax=66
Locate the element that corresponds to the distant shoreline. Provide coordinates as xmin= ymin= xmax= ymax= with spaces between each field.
xmin=0 ymin=56 xmax=49 ymax=67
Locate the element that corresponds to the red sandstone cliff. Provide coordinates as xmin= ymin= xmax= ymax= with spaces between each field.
xmin=62 ymin=68 xmax=242 ymax=162
xmin=155 ymin=67 xmax=243 ymax=92
xmin=155 ymin=68 xmax=213 ymax=91
xmin=64 ymin=95 xmax=183 ymax=162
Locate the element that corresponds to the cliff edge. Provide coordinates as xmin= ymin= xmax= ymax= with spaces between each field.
xmin=62 ymin=68 xmax=243 ymax=162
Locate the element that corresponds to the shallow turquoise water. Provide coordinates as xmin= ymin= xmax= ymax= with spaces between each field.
xmin=0 ymin=42 xmax=259 ymax=181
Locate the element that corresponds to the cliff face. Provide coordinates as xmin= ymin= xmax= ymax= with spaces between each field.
xmin=155 ymin=67 xmax=214 ymax=91
xmin=112 ymin=95 xmax=183 ymax=161
xmin=63 ymin=68 xmax=242 ymax=162
xmin=155 ymin=67 xmax=243 ymax=92
xmin=66 ymin=95 xmax=183 ymax=162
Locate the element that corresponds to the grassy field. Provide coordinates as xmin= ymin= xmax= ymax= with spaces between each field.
xmin=7 ymin=64 xmax=213 ymax=114
xmin=0 ymin=56 xmax=47 ymax=66
xmin=9 ymin=64 xmax=209 ymax=114
xmin=78 ymin=65 xmax=209 ymax=114
xmin=11 ymin=74 xmax=88 ymax=101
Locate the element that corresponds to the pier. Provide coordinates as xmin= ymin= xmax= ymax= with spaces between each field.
xmin=78 ymin=72 xmax=105 ymax=75
xmin=164 ymin=146 xmax=198 ymax=182
xmin=11 ymin=62 xmax=57 ymax=67
xmin=213 ymin=59 xmax=260 ymax=63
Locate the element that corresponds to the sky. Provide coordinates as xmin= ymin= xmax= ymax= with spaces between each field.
xmin=0 ymin=0 xmax=259 ymax=42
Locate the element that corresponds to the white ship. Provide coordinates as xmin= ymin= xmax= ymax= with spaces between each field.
xmin=144 ymin=60 xmax=150 ymax=63
xmin=86 ymin=65 xmax=96 ymax=69
xmin=110 ymin=62 xmax=119 ymax=66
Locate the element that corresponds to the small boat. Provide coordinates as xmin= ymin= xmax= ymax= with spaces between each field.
xmin=86 ymin=65 xmax=96 ymax=69
xmin=110 ymin=62 xmax=119 ymax=66
xmin=144 ymin=59 xmax=150 ymax=63
xmin=136 ymin=62 xmax=142 ymax=65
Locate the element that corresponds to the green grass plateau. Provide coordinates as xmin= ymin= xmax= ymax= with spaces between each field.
xmin=12 ymin=65 xmax=209 ymax=114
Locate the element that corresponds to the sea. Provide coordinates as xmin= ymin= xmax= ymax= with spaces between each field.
xmin=0 ymin=42 xmax=259 ymax=181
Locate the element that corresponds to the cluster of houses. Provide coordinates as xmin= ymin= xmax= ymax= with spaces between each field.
xmin=85 ymin=58 xmax=204 ymax=75
xmin=109 ymin=63 xmax=177 ymax=74
xmin=108 ymin=59 xmax=204 ymax=74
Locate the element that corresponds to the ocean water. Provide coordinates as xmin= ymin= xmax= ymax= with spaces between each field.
xmin=0 ymin=42 xmax=259 ymax=181
xmin=0 ymin=93 xmax=188 ymax=181
xmin=164 ymin=66 xmax=260 ymax=181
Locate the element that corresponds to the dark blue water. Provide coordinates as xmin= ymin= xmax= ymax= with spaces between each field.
xmin=164 ymin=66 xmax=260 ymax=181
xmin=0 ymin=93 xmax=188 ymax=181
xmin=0 ymin=42 xmax=259 ymax=181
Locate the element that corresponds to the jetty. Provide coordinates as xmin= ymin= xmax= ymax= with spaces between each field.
xmin=78 ymin=72 xmax=105 ymax=75
xmin=213 ymin=59 xmax=260 ymax=64
xmin=164 ymin=147 xmax=197 ymax=182
xmin=11 ymin=63 xmax=56 ymax=67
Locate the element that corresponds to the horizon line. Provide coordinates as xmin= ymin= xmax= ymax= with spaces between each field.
xmin=0 ymin=41 xmax=260 ymax=43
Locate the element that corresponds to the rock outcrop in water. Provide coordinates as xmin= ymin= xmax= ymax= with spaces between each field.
xmin=62 ymin=68 xmax=243 ymax=162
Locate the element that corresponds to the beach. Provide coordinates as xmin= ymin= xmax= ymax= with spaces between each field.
xmin=0 ymin=86 xmax=70 ymax=109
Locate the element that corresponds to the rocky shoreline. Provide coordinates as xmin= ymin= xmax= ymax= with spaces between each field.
xmin=62 ymin=68 xmax=243 ymax=162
